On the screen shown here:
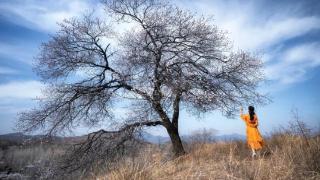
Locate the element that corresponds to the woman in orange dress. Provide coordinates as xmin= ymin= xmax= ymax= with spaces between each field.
xmin=240 ymin=106 xmax=264 ymax=157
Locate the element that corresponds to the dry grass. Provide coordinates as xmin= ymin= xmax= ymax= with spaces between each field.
xmin=94 ymin=134 xmax=320 ymax=180
xmin=1 ymin=122 xmax=319 ymax=180
xmin=1 ymin=144 xmax=65 ymax=172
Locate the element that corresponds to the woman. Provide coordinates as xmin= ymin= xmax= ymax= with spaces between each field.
xmin=240 ymin=106 xmax=264 ymax=158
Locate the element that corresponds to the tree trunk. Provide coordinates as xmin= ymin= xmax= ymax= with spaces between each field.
xmin=153 ymin=101 xmax=185 ymax=156
xmin=166 ymin=125 xmax=185 ymax=156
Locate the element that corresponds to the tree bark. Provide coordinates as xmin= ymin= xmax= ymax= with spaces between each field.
xmin=165 ymin=124 xmax=185 ymax=156
xmin=153 ymin=102 xmax=185 ymax=157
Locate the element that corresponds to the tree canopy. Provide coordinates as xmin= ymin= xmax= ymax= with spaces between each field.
xmin=18 ymin=0 xmax=266 ymax=173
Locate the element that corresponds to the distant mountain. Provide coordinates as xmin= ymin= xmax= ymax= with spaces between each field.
xmin=0 ymin=132 xmax=31 ymax=143
xmin=0 ymin=132 xmax=246 ymax=146
xmin=0 ymin=132 xmax=84 ymax=146
xmin=215 ymin=133 xmax=246 ymax=141
xmin=141 ymin=132 xmax=246 ymax=144
xmin=140 ymin=132 xmax=170 ymax=144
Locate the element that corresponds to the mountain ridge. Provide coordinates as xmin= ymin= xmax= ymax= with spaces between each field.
xmin=0 ymin=132 xmax=246 ymax=145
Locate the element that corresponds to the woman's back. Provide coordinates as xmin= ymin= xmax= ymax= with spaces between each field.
xmin=240 ymin=107 xmax=264 ymax=153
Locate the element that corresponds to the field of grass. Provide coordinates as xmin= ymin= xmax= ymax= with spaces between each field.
xmin=1 ymin=124 xmax=319 ymax=180
xmin=93 ymin=132 xmax=320 ymax=180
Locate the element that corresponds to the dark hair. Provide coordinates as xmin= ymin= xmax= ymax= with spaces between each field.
xmin=248 ymin=106 xmax=255 ymax=121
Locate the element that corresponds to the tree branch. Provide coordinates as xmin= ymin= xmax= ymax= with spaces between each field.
xmin=59 ymin=120 xmax=163 ymax=174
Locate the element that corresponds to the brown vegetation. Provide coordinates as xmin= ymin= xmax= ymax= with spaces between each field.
xmin=95 ymin=132 xmax=320 ymax=180
xmin=2 ymin=120 xmax=319 ymax=179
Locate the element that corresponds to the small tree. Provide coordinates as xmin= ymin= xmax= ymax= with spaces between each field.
xmin=18 ymin=0 xmax=265 ymax=172
xmin=289 ymin=108 xmax=311 ymax=146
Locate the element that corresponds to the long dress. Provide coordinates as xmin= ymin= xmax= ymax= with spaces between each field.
xmin=240 ymin=114 xmax=264 ymax=150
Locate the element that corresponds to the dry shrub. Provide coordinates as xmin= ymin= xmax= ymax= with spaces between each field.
xmin=3 ymin=144 xmax=65 ymax=172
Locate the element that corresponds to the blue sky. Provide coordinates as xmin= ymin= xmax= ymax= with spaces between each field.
xmin=0 ymin=0 xmax=319 ymax=136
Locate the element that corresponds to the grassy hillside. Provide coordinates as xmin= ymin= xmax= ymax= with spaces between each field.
xmin=1 ymin=123 xmax=319 ymax=180
xmin=95 ymin=133 xmax=320 ymax=180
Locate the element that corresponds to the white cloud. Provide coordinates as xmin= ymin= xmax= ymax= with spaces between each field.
xmin=180 ymin=0 xmax=320 ymax=51
xmin=0 ymin=104 xmax=31 ymax=114
xmin=178 ymin=0 xmax=320 ymax=87
xmin=0 ymin=43 xmax=36 ymax=65
xmin=1 ymin=0 xmax=320 ymax=88
xmin=0 ymin=0 xmax=103 ymax=33
xmin=0 ymin=81 xmax=44 ymax=99
xmin=264 ymin=42 xmax=320 ymax=84
xmin=224 ymin=16 xmax=320 ymax=50
xmin=283 ymin=43 xmax=320 ymax=65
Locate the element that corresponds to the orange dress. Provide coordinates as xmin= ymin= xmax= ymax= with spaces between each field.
xmin=240 ymin=114 xmax=264 ymax=150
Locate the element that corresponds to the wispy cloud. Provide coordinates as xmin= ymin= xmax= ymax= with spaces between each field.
xmin=183 ymin=0 xmax=320 ymax=50
xmin=1 ymin=0 xmax=319 ymax=88
xmin=0 ymin=80 xmax=43 ymax=134
xmin=223 ymin=16 xmax=320 ymax=50
xmin=0 ymin=0 xmax=102 ymax=33
xmin=0 ymin=42 xmax=36 ymax=65
xmin=179 ymin=0 xmax=320 ymax=87
xmin=264 ymin=42 xmax=320 ymax=84
xmin=0 ymin=0 xmax=319 ymax=135
xmin=0 ymin=80 xmax=43 ymax=99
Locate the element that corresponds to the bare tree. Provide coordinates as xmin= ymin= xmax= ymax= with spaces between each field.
xmin=289 ymin=108 xmax=311 ymax=147
xmin=18 ymin=0 xmax=266 ymax=172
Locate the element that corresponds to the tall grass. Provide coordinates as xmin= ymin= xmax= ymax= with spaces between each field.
xmin=2 ymin=144 xmax=65 ymax=172
xmin=95 ymin=132 xmax=320 ymax=180
xmin=1 ymin=121 xmax=319 ymax=180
